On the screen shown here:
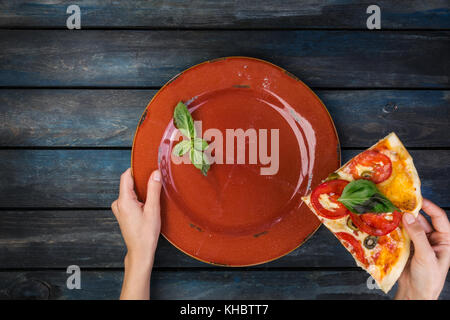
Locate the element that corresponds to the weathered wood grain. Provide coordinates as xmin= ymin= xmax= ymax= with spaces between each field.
xmin=0 ymin=210 xmax=353 ymax=269
xmin=0 ymin=1 xmax=449 ymax=29
xmin=0 ymin=210 xmax=447 ymax=269
xmin=0 ymin=149 xmax=447 ymax=208
xmin=0 ymin=89 xmax=449 ymax=147
xmin=0 ymin=30 xmax=448 ymax=88
xmin=1 ymin=270 xmax=449 ymax=300
xmin=0 ymin=270 xmax=389 ymax=300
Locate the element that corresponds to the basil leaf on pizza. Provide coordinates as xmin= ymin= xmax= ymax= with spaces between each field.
xmin=338 ymin=179 xmax=398 ymax=214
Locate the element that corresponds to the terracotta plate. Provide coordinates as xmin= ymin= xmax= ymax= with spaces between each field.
xmin=132 ymin=57 xmax=339 ymax=266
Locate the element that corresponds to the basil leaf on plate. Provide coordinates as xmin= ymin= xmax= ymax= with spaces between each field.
xmin=338 ymin=179 xmax=398 ymax=214
xmin=172 ymin=101 xmax=210 ymax=175
xmin=189 ymin=148 xmax=210 ymax=176
xmin=190 ymin=148 xmax=202 ymax=168
xmin=172 ymin=140 xmax=191 ymax=157
xmin=193 ymin=137 xmax=209 ymax=151
xmin=173 ymin=101 xmax=196 ymax=139
xmin=200 ymin=152 xmax=210 ymax=176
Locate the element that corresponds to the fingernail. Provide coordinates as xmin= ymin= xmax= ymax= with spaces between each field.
xmin=404 ymin=213 xmax=415 ymax=225
xmin=152 ymin=170 xmax=161 ymax=182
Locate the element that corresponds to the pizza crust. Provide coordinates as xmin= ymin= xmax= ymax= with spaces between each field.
xmin=301 ymin=132 xmax=422 ymax=294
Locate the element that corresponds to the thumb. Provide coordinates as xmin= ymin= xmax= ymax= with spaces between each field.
xmin=143 ymin=170 xmax=162 ymax=214
xmin=403 ymin=213 xmax=434 ymax=261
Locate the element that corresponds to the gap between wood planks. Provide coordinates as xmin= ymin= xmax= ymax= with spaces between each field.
xmin=1 ymin=27 xmax=450 ymax=31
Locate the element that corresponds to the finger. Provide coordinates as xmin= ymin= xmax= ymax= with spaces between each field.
xmin=143 ymin=170 xmax=162 ymax=214
xmin=119 ymin=168 xmax=138 ymax=201
xmin=111 ymin=200 xmax=119 ymax=217
xmin=417 ymin=214 xmax=433 ymax=234
xmin=422 ymin=198 xmax=450 ymax=234
xmin=403 ymin=213 xmax=435 ymax=261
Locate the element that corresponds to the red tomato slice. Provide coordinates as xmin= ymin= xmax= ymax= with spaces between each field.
xmin=310 ymin=179 xmax=350 ymax=220
xmin=336 ymin=232 xmax=369 ymax=267
xmin=349 ymin=150 xmax=392 ymax=184
xmin=349 ymin=211 xmax=401 ymax=236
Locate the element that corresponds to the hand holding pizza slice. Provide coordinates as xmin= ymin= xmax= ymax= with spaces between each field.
xmin=302 ymin=133 xmax=422 ymax=293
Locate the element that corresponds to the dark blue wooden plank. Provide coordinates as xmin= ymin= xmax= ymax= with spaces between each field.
xmin=0 ymin=149 xmax=447 ymax=208
xmin=0 ymin=31 xmax=448 ymax=88
xmin=0 ymin=89 xmax=449 ymax=147
xmin=0 ymin=210 xmax=352 ymax=268
xmin=0 ymin=209 xmax=447 ymax=269
xmin=0 ymin=0 xmax=449 ymax=29
xmin=1 ymin=270 xmax=449 ymax=299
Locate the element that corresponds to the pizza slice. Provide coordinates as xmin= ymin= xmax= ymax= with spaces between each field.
xmin=302 ymin=132 xmax=422 ymax=293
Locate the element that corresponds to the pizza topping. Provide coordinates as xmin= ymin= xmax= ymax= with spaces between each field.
xmin=336 ymin=232 xmax=369 ymax=267
xmin=338 ymin=179 xmax=398 ymax=214
xmin=311 ymin=180 xmax=350 ymax=220
xmin=373 ymin=229 xmax=403 ymax=278
xmin=360 ymin=170 xmax=373 ymax=179
xmin=318 ymin=193 xmax=340 ymax=211
xmin=325 ymin=172 xmax=340 ymax=181
xmin=349 ymin=150 xmax=392 ymax=184
xmin=349 ymin=211 xmax=402 ymax=236
xmin=346 ymin=216 xmax=358 ymax=231
xmin=354 ymin=165 xmax=375 ymax=178
xmin=364 ymin=236 xmax=378 ymax=249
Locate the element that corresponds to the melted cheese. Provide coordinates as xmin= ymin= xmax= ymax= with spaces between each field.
xmin=377 ymin=142 xmax=417 ymax=211
xmin=318 ymin=194 xmax=339 ymax=211
xmin=353 ymin=164 xmax=374 ymax=176
xmin=336 ymin=168 xmax=353 ymax=182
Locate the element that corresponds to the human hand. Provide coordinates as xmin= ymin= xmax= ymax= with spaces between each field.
xmin=111 ymin=168 xmax=162 ymax=299
xmin=395 ymin=198 xmax=450 ymax=300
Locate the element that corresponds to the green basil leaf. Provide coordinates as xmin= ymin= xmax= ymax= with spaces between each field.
xmin=189 ymin=148 xmax=202 ymax=169
xmin=362 ymin=193 xmax=398 ymax=213
xmin=172 ymin=140 xmax=191 ymax=157
xmin=193 ymin=137 xmax=209 ymax=151
xmin=189 ymin=149 xmax=210 ymax=176
xmin=173 ymin=101 xmax=196 ymax=139
xmin=201 ymin=152 xmax=210 ymax=176
xmin=338 ymin=180 xmax=398 ymax=214
xmin=173 ymin=101 xmax=210 ymax=176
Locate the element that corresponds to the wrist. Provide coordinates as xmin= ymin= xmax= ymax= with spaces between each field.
xmin=395 ymin=285 xmax=440 ymax=300
xmin=121 ymin=253 xmax=153 ymax=300
xmin=125 ymin=251 xmax=154 ymax=273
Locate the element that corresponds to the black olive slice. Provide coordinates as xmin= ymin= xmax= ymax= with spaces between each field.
xmin=364 ymin=236 xmax=378 ymax=249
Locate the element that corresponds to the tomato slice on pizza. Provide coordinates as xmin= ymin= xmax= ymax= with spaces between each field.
xmin=336 ymin=232 xmax=369 ymax=267
xmin=349 ymin=211 xmax=402 ymax=237
xmin=348 ymin=150 xmax=392 ymax=184
xmin=310 ymin=180 xmax=350 ymax=220
xmin=302 ymin=133 xmax=422 ymax=293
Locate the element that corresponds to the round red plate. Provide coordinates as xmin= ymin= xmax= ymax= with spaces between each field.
xmin=132 ymin=57 xmax=339 ymax=266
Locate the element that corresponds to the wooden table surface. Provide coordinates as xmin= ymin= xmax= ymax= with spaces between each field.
xmin=0 ymin=1 xmax=449 ymax=300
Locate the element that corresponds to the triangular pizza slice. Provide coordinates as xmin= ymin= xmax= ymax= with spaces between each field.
xmin=302 ymin=132 xmax=422 ymax=293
